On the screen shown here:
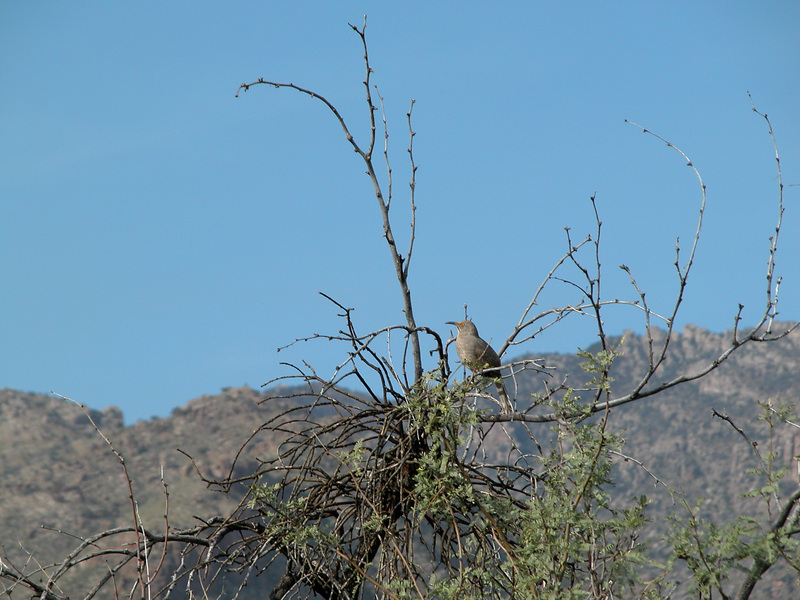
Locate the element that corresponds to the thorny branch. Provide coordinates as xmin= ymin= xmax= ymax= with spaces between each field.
xmin=486 ymin=112 xmax=796 ymax=424
xmin=236 ymin=17 xmax=423 ymax=385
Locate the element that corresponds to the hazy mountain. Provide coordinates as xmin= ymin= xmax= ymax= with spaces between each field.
xmin=1 ymin=323 xmax=798 ymax=598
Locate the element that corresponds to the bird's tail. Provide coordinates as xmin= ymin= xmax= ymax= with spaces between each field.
xmin=495 ymin=379 xmax=513 ymax=414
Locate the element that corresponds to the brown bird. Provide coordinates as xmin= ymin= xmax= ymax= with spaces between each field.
xmin=447 ymin=320 xmax=513 ymax=413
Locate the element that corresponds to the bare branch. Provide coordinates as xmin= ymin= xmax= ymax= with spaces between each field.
xmin=236 ymin=19 xmax=423 ymax=383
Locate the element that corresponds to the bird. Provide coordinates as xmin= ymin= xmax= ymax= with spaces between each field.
xmin=446 ymin=320 xmax=513 ymax=413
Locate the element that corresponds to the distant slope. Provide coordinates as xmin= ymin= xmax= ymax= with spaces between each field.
xmin=1 ymin=323 xmax=798 ymax=598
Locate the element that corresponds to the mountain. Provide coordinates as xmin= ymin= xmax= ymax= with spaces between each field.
xmin=0 ymin=386 xmax=292 ymax=596
xmin=1 ymin=323 xmax=798 ymax=598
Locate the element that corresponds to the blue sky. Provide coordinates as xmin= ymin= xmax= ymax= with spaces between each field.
xmin=2 ymin=2 xmax=798 ymax=423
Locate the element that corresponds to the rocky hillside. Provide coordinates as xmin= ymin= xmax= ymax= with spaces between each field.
xmin=1 ymin=323 xmax=798 ymax=598
xmin=0 ymin=386 xmax=294 ymax=596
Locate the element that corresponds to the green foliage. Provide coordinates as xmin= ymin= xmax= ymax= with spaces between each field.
xmin=667 ymin=499 xmax=755 ymax=597
xmin=509 ymin=422 xmax=650 ymax=599
xmin=248 ymin=479 xmax=281 ymax=508
xmin=337 ymin=438 xmax=367 ymax=475
xmin=576 ymin=340 xmax=622 ymax=393
xmin=665 ymin=399 xmax=800 ymax=598
xmin=404 ymin=347 xmax=657 ymax=598
xmin=407 ymin=377 xmax=483 ymax=520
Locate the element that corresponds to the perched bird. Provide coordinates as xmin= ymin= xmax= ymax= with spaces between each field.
xmin=446 ymin=320 xmax=513 ymax=413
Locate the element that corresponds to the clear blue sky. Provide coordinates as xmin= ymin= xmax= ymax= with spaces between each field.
xmin=2 ymin=2 xmax=798 ymax=423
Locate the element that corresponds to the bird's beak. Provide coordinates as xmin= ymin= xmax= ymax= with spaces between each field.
xmin=446 ymin=321 xmax=457 ymax=326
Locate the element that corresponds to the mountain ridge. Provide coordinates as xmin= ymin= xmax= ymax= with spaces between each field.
xmin=2 ymin=322 xmax=798 ymax=598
